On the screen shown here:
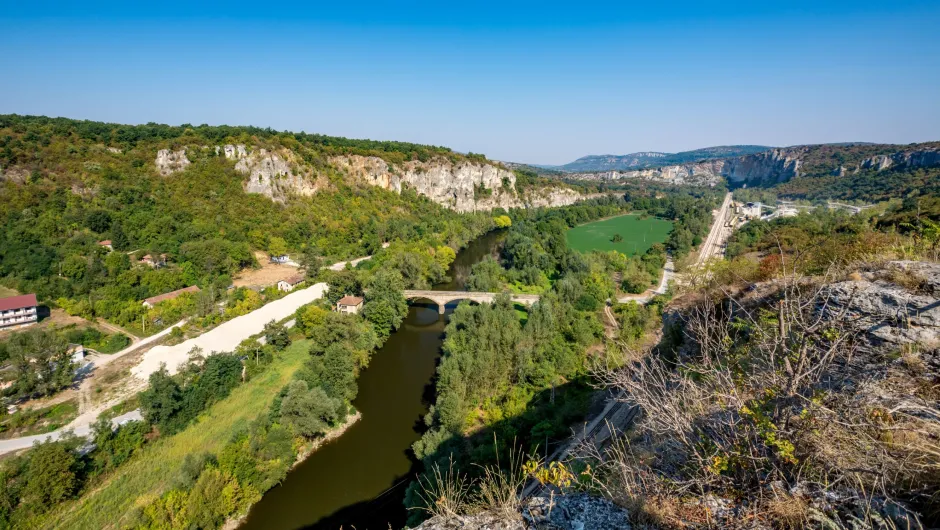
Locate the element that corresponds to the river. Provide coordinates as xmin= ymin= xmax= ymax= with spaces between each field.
xmin=240 ymin=230 xmax=506 ymax=530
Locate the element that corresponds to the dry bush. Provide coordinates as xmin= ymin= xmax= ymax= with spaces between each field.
xmin=589 ymin=255 xmax=938 ymax=528
xmin=413 ymin=456 xmax=473 ymax=519
xmin=472 ymin=444 xmax=527 ymax=519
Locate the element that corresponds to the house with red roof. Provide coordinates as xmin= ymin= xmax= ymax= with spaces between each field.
xmin=0 ymin=294 xmax=38 ymax=329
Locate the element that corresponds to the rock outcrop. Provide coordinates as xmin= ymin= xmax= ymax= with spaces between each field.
xmin=155 ymin=149 xmax=191 ymax=176
xmin=225 ymin=145 xmax=319 ymax=202
xmin=856 ymin=149 xmax=940 ymax=174
xmin=412 ymin=493 xmax=631 ymax=530
xmin=331 ymin=155 xmax=586 ymax=212
xmin=823 ymin=261 xmax=940 ymax=351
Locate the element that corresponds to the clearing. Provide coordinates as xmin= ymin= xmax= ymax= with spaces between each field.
xmin=233 ymin=251 xmax=299 ymax=288
xmin=566 ymin=214 xmax=672 ymax=255
xmin=41 ymin=339 xmax=311 ymax=530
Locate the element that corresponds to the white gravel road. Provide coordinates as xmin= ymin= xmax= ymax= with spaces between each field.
xmin=131 ymin=282 xmax=329 ymax=379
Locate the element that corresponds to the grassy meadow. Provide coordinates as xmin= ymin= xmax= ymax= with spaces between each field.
xmin=566 ymin=214 xmax=673 ymax=255
xmin=41 ymin=340 xmax=311 ymax=530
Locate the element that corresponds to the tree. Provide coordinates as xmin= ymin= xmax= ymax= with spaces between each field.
xmin=262 ymin=320 xmax=291 ymax=351
xmin=268 ymin=237 xmax=289 ymax=258
xmin=363 ymin=268 xmax=408 ymax=340
xmin=467 ymin=256 xmax=504 ymax=292
xmin=110 ymin=221 xmax=129 ymax=251
xmin=494 ymin=215 xmax=512 ymax=228
xmin=279 ymin=380 xmax=342 ymax=437
xmin=139 ymin=366 xmax=182 ymax=429
xmin=6 ymin=329 xmax=75 ymax=399
xmin=319 ymin=343 xmax=358 ymax=402
xmin=21 ymin=440 xmax=79 ymax=513
xmin=612 ymin=233 xmax=624 ymax=243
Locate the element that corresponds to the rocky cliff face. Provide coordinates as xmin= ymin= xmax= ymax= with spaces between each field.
xmin=154 ymin=146 xmax=585 ymax=210
xmin=331 ymin=155 xmax=585 ymax=212
xmin=228 ymin=145 xmax=319 ymax=202
xmin=155 ymin=149 xmax=191 ymax=176
xmin=565 ymin=146 xmax=940 ymax=188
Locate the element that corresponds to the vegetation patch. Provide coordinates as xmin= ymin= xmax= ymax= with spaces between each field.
xmin=38 ymin=340 xmax=311 ymax=529
xmin=0 ymin=399 xmax=78 ymax=440
xmin=566 ymin=214 xmax=673 ymax=255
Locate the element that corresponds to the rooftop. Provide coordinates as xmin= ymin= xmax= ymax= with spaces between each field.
xmin=0 ymin=294 xmax=38 ymax=312
xmin=337 ymin=295 xmax=363 ymax=306
xmin=144 ymin=285 xmax=200 ymax=306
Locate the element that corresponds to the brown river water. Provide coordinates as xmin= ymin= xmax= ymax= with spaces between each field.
xmin=239 ymin=230 xmax=506 ymax=530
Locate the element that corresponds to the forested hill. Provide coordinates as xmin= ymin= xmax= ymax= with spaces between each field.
xmin=554 ymin=145 xmax=772 ymax=172
xmin=0 ymin=114 xmax=584 ymax=312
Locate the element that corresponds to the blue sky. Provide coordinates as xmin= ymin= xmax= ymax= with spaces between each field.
xmin=1 ymin=1 xmax=939 ymax=165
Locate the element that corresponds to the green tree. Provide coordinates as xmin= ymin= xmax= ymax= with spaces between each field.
xmin=139 ymin=366 xmax=182 ymax=429
xmin=7 ymin=329 xmax=75 ymax=399
xmin=21 ymin=441 xmax=79 ymax=513
xmin=262 ymin=320 xmax=291 ymax=351
xmin=279 ymin=380 xmax=342 ymax=437
xmin=268 ymin=236 xmax=289 ymax=258
xmin=363 ymin=268 xmax=408 ymax=340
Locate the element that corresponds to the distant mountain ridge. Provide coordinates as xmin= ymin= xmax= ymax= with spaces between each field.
xmin=555 ymin=145 xmax=773 ymax=172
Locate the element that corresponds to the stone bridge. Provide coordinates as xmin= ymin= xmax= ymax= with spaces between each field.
xmin=402 ymin=290 xmax=540 ymax=314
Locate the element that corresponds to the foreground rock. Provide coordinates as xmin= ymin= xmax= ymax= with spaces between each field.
xmin=411 ymin=493 xmax=631 ymax=530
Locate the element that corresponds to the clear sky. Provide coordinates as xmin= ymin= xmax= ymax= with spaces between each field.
xmin=1 ymin=1 xmax=939 ymax=165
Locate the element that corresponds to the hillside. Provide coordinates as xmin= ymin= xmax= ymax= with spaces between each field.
xmin=554 ymin=145 xmax=772 ymax=172
xmin=0 ymin=114 xmax=588 ymax=326
xmin=562 ymin=141 xmax=940 ymax=202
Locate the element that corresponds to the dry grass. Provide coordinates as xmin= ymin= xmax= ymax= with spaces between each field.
xmin=232 ymin=251 xmax=299 ymax=288
xmin=587 ymin=259 xmax=940 ymax=529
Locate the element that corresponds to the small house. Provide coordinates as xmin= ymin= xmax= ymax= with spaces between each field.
xmin=336 ymin=295 xmax=364 ymax=315
xmin=143 ymin=285 xmax=201 ymax=308
xmin=271 ymin=255 xmax=290 ymax=264
xmin=67 ymin=343 xmax=86 ymax=363
xmin=98 ymin=240 xmax=113 ymax=251
xmin=277 ymin=273 xmax=306 ymax=292
xmin=141 ymin=253 xmax=168 ymax=268
xmin=0 ymin=294 xmax=38 ymax=329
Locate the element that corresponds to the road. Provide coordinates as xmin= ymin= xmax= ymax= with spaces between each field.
xmin=0 ymin=410 xmax=142 ymax=454
xmin=616 ymin=257 xmax=674 ymax=304
xmin=694 ymin=192 xmax=734 ymax=268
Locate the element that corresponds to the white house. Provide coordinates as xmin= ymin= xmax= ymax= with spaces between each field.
xmin=336 ymin=295 xmax=364 ymax=315
xmin=277 ymin=273 xmax=306 ymax=292
xmin=0 ymin=294 xmax=38 ymax=329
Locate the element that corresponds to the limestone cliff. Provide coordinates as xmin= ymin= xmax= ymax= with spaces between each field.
xmin=565 ymin=145 xmax=940 ymax=188
xmin=155 ymin=149 xmax=191 ymax=176
xmin=153 ymin=145 xmax=585 ymax=210
xmin=226 ymin=144 xmax=320 ymax=202
xmin=330 ymin=155 xmax=585 ymax=212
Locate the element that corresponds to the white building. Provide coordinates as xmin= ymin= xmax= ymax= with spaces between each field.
xmin=277 ymin=273 xmax=306 ymax=292
xmin=0 ymin=294 xmax=38 ymax=329
xmin=336 ymin=295 xmax=364 ymax=315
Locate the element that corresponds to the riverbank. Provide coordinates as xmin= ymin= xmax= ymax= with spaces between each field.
xmin=222 ymin=410 xmax=363 ymax=530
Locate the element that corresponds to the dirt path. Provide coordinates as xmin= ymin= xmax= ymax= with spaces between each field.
xmin=95 ymin=319 xmax=140 ymax=342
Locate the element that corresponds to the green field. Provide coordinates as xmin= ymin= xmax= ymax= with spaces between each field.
xmin=566 ymin=214 xmax=673 ymax=255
